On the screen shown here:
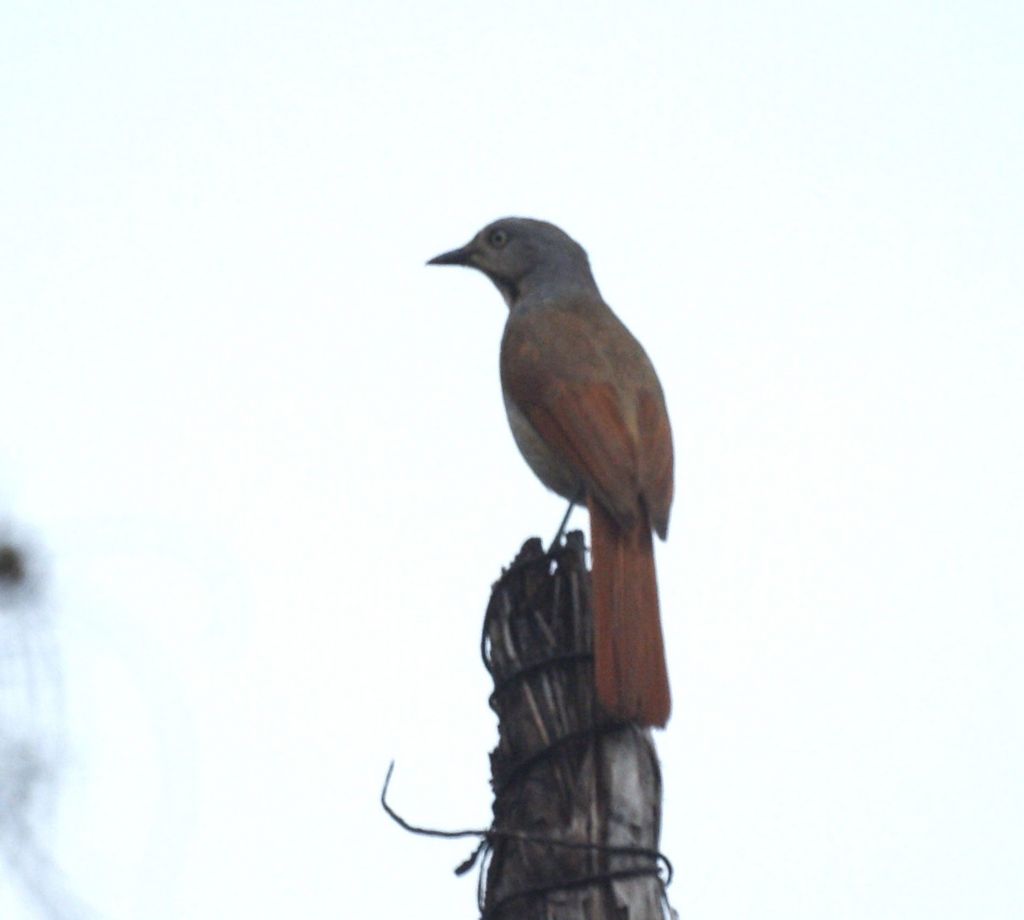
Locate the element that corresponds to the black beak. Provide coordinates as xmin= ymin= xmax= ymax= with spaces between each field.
xmin=427 ymin=243 xmax=476 ymax=266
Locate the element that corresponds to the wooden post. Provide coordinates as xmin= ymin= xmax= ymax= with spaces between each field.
xmin=481 ymin=532 xmax=668 ymax=920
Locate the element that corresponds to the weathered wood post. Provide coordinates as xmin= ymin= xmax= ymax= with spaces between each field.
xmin=481 ymin=532 xmax=669 ymax=920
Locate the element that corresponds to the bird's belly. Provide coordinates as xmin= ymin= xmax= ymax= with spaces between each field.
xmin=503 ymin=395 xmax=584 ymax=501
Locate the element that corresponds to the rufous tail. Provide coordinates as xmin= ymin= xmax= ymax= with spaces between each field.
xmin=588 ymin=495 xmax=671 ymax=727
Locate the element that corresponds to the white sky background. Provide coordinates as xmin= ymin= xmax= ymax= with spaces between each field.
xmin=1 ymin=1 xmax=1022 ymax=917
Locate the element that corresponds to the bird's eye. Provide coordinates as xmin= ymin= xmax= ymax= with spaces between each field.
xmin=488 ymin=229 xmax=509 ymax=248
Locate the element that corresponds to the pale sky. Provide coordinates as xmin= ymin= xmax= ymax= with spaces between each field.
xmin=1 ymin=2 xmax=1022 ymax=918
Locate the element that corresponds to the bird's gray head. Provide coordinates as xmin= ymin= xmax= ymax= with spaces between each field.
xmin=428 ymin=217 xmax=597 ymax=308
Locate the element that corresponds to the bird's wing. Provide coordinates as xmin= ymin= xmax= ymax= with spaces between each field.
xmin=501 ymin=314 xmax=643 ymax=529
xmin=521 ymin=381 xmax=642 ymax=528
xmin=637 ymin=387 xmax=673 ymax=539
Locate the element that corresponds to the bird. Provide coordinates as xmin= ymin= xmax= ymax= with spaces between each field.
xmin=428 ymin=217 xmax=674 ymax=727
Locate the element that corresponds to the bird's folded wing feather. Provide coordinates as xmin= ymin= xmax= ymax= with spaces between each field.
xmin=501 ymin=320 xmax=643 ymax=529
xmin=521 ymin=382 xmax=643 ymax=528
xmin=637 ymin=388 xmax=674 ymax=539
xmin=501 ymin=306 xmax=674 ymax=537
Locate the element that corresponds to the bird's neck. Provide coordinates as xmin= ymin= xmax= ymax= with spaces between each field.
xmin=506 ymin=265 xmax=601 ymax=312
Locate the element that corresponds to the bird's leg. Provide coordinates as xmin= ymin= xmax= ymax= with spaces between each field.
xmin=548 ymin=488 xmax=585 ymax=554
